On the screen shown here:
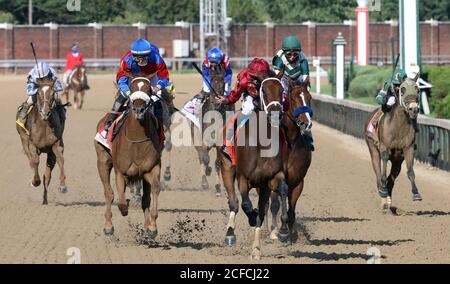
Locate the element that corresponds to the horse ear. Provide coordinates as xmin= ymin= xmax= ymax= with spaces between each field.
xmin=413 ymin=72 xmax=420 ymax=82
xmin=304 ymin=75 xmax=310 ymax=85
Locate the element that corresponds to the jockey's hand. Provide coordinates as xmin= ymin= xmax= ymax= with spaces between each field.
xmin=217 ymin=96 xmax=228 ymax=105
xmin=152 ymin=85 xmax=162 ymax=94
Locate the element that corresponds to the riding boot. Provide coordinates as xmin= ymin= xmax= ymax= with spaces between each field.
xmin=153 ymin=100 xmax=164 ymax=134
xmin=16 ymin=96 xmax=35 ymax=130
xmin=304 ymin=131 xmax=315 ymax=152
xmin=105 ymin=94 xmax=127 ymax=131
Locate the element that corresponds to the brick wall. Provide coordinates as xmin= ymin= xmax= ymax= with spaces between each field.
xmin=0 ymin=22 xmax=448 ymax=62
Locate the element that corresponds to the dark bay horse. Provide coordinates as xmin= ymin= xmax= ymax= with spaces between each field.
xmin=95 ymin=76 xmax=163 ymax=237
xmin=16 ymin=78 xmax=68 ymax=205
xmin=365 ymin=74 xmax=422 ymax=213
xmin=63 ymin=65 xmax=88 ymax=109
xmin=268 ymin=79 xmax=313 ymax=242
xmin=191 ymin=64 xmax=231 ymax=196
xmin=218 ymin=73 xmax=288 ymax=260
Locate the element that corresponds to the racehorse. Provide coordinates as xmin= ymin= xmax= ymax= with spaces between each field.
xmin=191 ymin=64 xmax=232 ymax=196
xmin=365 ymin=74 xmax=422 ymax=214
xmin=95 ymin=75 xmax=163 ymax=237
xmin=218 ymin=72 xmax=288 ymax=260
xmin=63 ymin=65 xmax=88 ymax=109
xmin=267 ymin=78 xmax=313 ymax=242
xmin=16 ymin=77 xmax=68 ymax=205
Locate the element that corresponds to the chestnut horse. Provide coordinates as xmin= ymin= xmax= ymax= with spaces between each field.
xmin=16 ymin=77 xmax=68 ymax=205
xmin=267 ymin=79 xmax=313 ymax=242
xmin=95 ymin=76 xmax=162 ymax=237
xmin=63 ymin=65 xmax=88 ymax=109
xmin=365 ymin=75 xmax=422 ymax=214
xmin=218 ymin=72 xmax=288 ymax=260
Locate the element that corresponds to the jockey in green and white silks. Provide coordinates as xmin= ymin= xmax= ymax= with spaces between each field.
xmin=272 ymin=35 xmax=314 ymax=151
xmin=273 ymin=35 xmax=310 ymax=95
xmin=376 ymin=68 xmax=408 ymax=108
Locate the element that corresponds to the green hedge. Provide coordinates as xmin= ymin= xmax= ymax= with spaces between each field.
xmin=348 ymin=67 xmax=391 ymax=98
xmin=423 ymin=66 xmax=450 ymax=119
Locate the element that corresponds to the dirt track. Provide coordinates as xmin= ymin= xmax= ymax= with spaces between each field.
xmin=0 ymin=74 xmax=449 ymax=264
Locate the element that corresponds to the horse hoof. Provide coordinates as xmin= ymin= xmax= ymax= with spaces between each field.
xmin=225 ymin=234 xmax=236 ymax=246
xmin=215 ymin=184 xmax=221 ymax=197
xmin=58 ymin=187 xmax=68 ymax=194
xmin=248 ymin=209 xmax=258 ymax=227
xmin=146 ymin=229 xmax=158 ymax=239
xmin=413 ymin=193 xmax=423 ymax=202
xmin=205 ymin=166 xmax=212 ymax=176
xmin=270 ymin=229 xmax=279 ymax=240
xmin=118 ymin=203 xmax=129 ymax=217
xmin=104 ymin=227 xmax=114 ymax=236
xmin=201 ymin=176 xmax=209 ymax=190
xmin=278 ymin=230 xmax=290 ymax=243
xmin=31 ymin=180 xmax=41 ymax=188
xmin=42 ymin=200 xmax=48 ymax=206
xmin=378 ymin=188 xmax=389 ymax=198
xmin=250 ymin=249 xmax=261 ymax=261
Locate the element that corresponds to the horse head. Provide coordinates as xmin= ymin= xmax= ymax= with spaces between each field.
xmin=76 ymin=65 xmax=87 ymax=85
xmin=398 ymin=74 xmax=420 ymax=120
xmin=129 ymin=76 xmax=154 ymax=122
xmin=36 ymin=77 xmax=56 ymax=121
xmin=286 ymin=77 xmax=313 ymax=134
xmin=209 ymin=64 xmax=226 ymax=105
xmin=259 ymin=73 xmax=284 ymax=125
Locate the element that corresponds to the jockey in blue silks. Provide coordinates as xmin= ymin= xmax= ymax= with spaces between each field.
xmin=104 ymin=38 xmax=172 ymax=131
xmin=16 ymin=61 xmax=64 ymax=129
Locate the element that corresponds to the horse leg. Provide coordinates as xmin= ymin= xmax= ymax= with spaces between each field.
xmin=379 ymin=146 xmax=390 ymax=199
xmin=404 ymin=146 xmax=422 ymax=201
xmin=276 ymin=179 xmax=290 ymax=243
xmin=239 ymin=176 xmax=257 ymax=227
xmin=220 ymin=152 xmax=238 ymax=246
xmin=251 ymin=184 xmax=271 ymax=260
xmin=42 ymin=151 xmax=56 ymax=205
xmin=143 ymin=164 xmax=161 ymax=239
xmin=163 ymin=130 xmax=172 ymax=184
xmin=214 ymin=149 xmax=222 ymax=197
xmin=141 ymin=180 xmax=152 ymax=236
xmin=52 ymin=142 xmax=67 ymax=194
xmin=96 ymin=148 xmax=114 ymax=235
xmin=197 ymin=147 xmax=210 ymax=190
xmin=269 ymin=192 xmax=280 ymax=240
xmin=287 ymin=181 xmax=305 ymax=243
xmin=28 ymin=144 xmax=41 ymax=188
xmin=79 ymin=91 xmax=85 ymax=109
xmin=386 ymin=157 xmax=403 ymax=213
xmin=367 ymin=141 xmax=382 ymax=196
xmin=115 ymin=171 xmax=128 ymax=217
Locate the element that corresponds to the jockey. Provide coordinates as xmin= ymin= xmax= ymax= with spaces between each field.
xmin=104 ymin=38 xmax=171 ymax=132
xmin=376 ymin=68 xmax=407 ymax=108
xmin=273 ymin=35 xmax=310 ymax=95
xmin=201 ymin=47 xmax=233 ymax=96
xmin=16 ymin=61 xmax=63 ymax=129
xmin=219 ymin=58 xmax=272 ymax=116
xmin=273 ymin=36 xmax=314 ymax=151
xmin=63 ymin=42 xmax=89 ymax=90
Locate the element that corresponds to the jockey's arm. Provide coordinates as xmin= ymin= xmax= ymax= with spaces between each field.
xmin=26 ymin=74 xmax=38 ymax=96
xmin=224 ymin=80 xmax=245 ymax=105
xmin=376 ymin=81 xmax=390 ymax=105
xmin=154 ymin=54 xmax=170 ymax=91
xmin=49 ymin=67 xmax=63 ymax=93
xmin=116 ymin=58 xmax=132 ymax=96
xmin=224 ymin=62 xmax=233 ymax=93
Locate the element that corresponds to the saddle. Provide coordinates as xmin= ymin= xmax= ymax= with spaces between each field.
xmin=222 ymin=113 xmax=288 ymax=166
xmin=367 ymin=108 xmax=384 ymax=144
xmin=17 ymin=102 xmax=66 ymax=138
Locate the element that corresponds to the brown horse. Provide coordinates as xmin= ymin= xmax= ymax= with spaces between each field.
xmin=95 ymin=76 xmax=162 ymax=237
xmin=16 ymin=78 xmax=68 ymax=205
xmin=365 ymin=75 xmax=422 ymax=214
xmin=267 ymin=79 xmax=313 ymax=241
xmin=63 ymin=65 xmax=88 ymax=109
xmin=218 ymin=73 xmax=287 ymax=260
xmin=190 ymin=64 xmax=231 ymax=196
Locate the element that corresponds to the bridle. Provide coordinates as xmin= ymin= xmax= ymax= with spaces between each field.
xmin=259 ymin=78 xmax=283 ymax=114
xmin=287 ymin=86 xmax=314 ymax=130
